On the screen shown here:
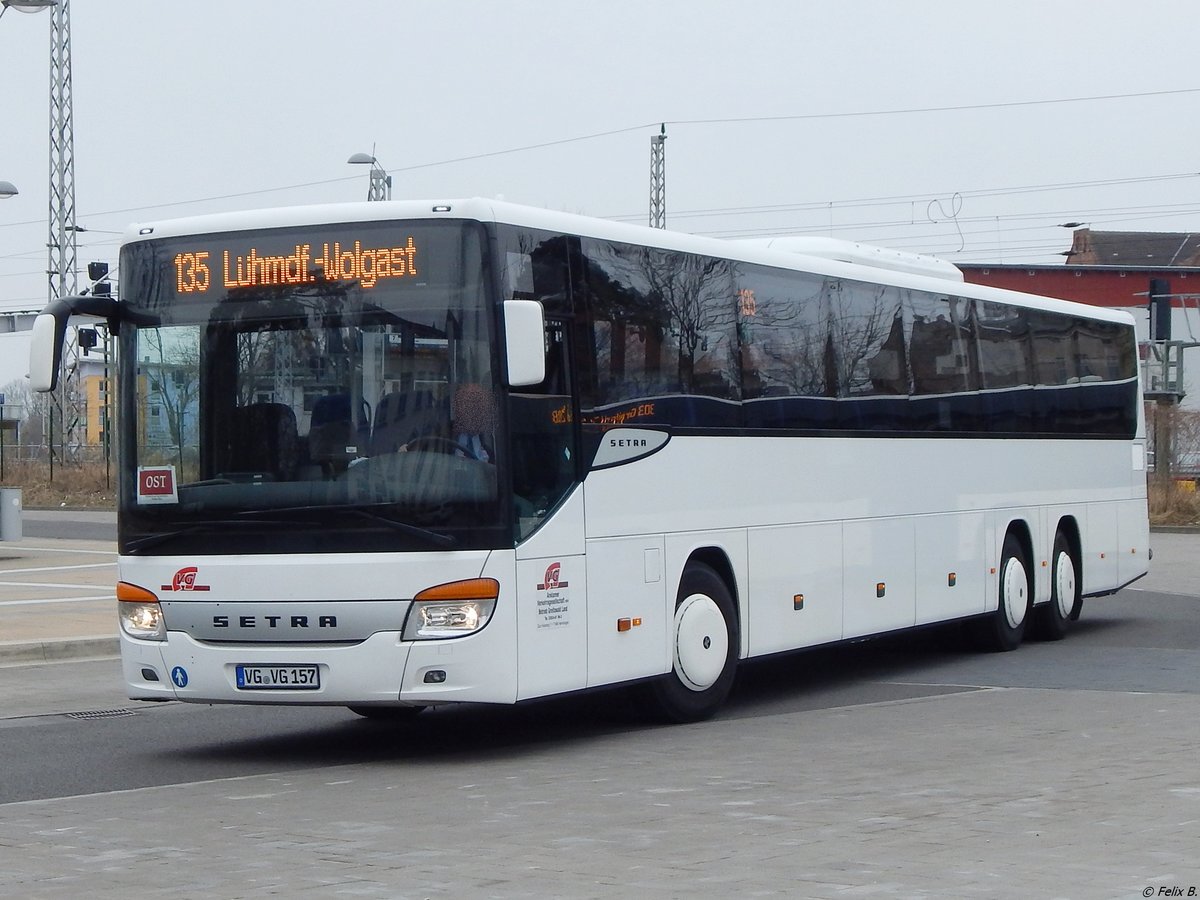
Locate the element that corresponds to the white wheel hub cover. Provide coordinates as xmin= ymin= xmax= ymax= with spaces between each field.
xmin=673 ymin=593 xmax=729 ymax=692
xmin=1054 ymin=551 xmax=1076 ymax=618
xmin=1001 ymin=556 xmax=1028 ymax=629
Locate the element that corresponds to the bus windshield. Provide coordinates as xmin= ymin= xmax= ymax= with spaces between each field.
xmin=117 ymin=219 xmax=508 ymax=554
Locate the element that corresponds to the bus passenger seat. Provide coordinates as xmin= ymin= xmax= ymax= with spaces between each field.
xmin=371 ymin=390 xmax=441 ymax=455
xmin=228 ymin=402 xmax=301 ymax=481
xmin=309 ymin=393 xmax=354 ymax=473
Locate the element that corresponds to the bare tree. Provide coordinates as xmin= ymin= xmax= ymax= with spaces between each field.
xmin=738 ymin=281 xmax=822 ymax=397
xmin=827 ymin=281 xmax=901 ymax=396
xmin=140 ymin=327 xmax=200 ymax=471
xmin=625 ymin=247 xmax=735 ymax=392
xmin=1 ymin=378 xmax=52 ymax=456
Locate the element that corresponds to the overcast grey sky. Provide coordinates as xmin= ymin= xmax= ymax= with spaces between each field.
xmin=2 ymin=0 xmax=1199 ymax=351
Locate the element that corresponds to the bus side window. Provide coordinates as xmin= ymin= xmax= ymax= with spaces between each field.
xmin=510 ymin=320 xmax=576 ymax=538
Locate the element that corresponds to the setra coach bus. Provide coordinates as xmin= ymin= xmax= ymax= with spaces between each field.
xmin=30 ymin=198 xmax=1149 ymax=722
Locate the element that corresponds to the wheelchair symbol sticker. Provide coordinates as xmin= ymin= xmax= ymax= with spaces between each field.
xmin=171 ymin=666 xmax=189 ymax=688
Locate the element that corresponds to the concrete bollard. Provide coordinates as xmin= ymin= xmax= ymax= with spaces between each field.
xmin=0 ymin=487 xmax=21 ymax=541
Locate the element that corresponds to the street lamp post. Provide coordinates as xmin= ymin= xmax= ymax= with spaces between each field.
xmin=348 ymin=152 xmax=392 ymax=201
xmin=0 ymin=0 xmax=56 ymax=20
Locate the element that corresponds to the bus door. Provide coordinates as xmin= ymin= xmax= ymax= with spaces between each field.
xmin=511 ymin=317 xmax=588 ymax=700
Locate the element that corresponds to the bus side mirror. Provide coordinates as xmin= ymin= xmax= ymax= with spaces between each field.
xmin=29 ymin=312 xmax=68 ymax=392
xmin=503 ymin=299 xmax=546 ymax=388
xmin=28 ymin=294 xmax=123 ymax=392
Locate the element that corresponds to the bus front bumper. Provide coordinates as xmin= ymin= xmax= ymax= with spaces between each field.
xmin=121 ymin=630 xmax=518 ymax=707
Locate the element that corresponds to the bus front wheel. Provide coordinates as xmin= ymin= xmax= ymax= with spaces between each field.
xmin=643 ymin=562 xmax=738 ymax=723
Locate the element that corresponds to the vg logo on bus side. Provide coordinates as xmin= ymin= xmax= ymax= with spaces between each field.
xmin=537 ymin=562 xmax=568 ymax=592
xmin=160 ymin=566 xmax=211 ymax=593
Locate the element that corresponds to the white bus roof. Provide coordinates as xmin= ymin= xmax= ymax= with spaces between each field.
xmin=124 ymin=198 xmax=1134 ymax=328
xmin=734 ymin=236 xmax=964 ymax=282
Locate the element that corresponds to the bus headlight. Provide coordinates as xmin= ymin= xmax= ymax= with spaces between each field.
xmin=117 ymin=581 xmax=166 ymax=641
xmin=403 ymin=578 xmax=499 ymax=641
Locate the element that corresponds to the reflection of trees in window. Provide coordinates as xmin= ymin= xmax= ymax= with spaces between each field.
xmin=827 ymin=279 xmax=904 ymax=397
xmin=631 ymin=246 xmax=737 ymax=397
xmin=522 ymin=226 xmax=1137 ymax=437
xmin=736 ymin=265 xmax=825 ymax=397
xmin=579 ymin=240 xmax=738 ymax=405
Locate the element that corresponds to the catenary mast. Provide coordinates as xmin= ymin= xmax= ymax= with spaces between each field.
xmin=46 ymin=0 xmax=80 ymax=474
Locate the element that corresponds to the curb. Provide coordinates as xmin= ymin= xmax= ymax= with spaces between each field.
xmin=0 ymin=636 xmax=119 ymax=667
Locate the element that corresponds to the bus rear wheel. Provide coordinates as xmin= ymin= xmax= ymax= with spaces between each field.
xmin=974 ymin=534 xmax=1030 ymax=652
xmin=1032 ymin=531 xmax=1079 ymax=641
xmin=643 ymin=562 xmax=738 ymax=723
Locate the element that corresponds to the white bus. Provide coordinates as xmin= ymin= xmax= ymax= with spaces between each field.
xmin=30 ymin=199 xmax=1149 ymax=722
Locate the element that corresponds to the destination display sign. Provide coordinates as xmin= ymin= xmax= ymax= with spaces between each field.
xmin=172 ymin=235 xmax=419 ymax=294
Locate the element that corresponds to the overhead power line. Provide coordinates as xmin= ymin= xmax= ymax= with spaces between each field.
xmin=670 ymin=87 xmax=1200 ymax=127
xmin=2 ymin=86 xmax=1196 ymax=231
xmin=605 ymin=173 xmax=1200 ymax=224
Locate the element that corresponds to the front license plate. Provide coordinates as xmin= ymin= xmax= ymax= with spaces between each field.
xmin=235 ymin=664 xmax=320 ymax=690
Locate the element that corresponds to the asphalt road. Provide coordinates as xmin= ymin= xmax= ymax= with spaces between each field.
xmin=17 ymin=508 xmax=116 ymax=542
xmin=3 ymin=584 xmax=1199 ymax=807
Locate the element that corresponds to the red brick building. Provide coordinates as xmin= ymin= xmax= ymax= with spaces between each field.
xmin=959 ymin=227 xmax=1200 ymax=313
xmin=959 ymin=229 xmax=1200 ymax=417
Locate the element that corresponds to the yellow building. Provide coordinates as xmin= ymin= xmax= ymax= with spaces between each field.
xmin=83 ymin=372 xmax=110 ymax=448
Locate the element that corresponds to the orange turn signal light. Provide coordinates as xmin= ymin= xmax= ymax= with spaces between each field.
xmin=117 ymin=581 xmax=159 ymax=603
xmin=414 ymin=578 xmax=500 ymax=602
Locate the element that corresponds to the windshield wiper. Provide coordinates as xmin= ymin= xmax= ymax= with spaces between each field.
xmin=236 ymin=504 xmax=457 ymax=548
xmin=124 ymin=518 xmax=292 ymax=553
xmin=126 ymin=506 xmax=457 ymax=553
